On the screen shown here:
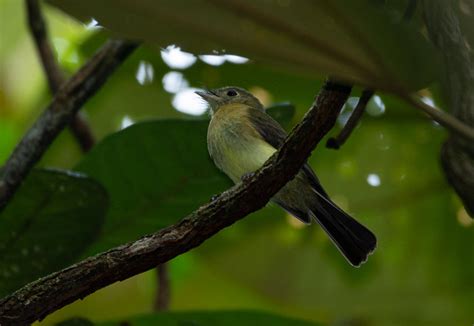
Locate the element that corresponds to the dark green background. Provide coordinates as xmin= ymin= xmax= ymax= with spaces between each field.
xmin=0 ymin=0 xmax=472 ymax=325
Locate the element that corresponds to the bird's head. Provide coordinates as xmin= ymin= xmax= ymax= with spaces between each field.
xmin=195 ymin=86 xmax=264 ymax=114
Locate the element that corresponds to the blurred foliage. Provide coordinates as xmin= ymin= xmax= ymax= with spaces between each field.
xmin=58 ymin=311 xmax=320 ymax=326
xmin=55 ymin=317 xmax=95 ymax=326
xmin=0 ymin=169 xmax=107 ymax=297
xmin=0 ymin=0 xmax=472 ymax=325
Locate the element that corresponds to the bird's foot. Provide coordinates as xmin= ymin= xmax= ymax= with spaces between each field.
xmin=210 ymin=194 xmax=220 ymax=202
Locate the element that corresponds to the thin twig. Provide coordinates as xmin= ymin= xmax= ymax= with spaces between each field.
xmin=0 ymin=40 xmax=138 ymax=210
xmin=154 ymin=264 xmax=171 ymax=311
xmin=327 ymin=89 xmax=374 ymax=149
xmin=0 ymin=80 xmax=352 ymax=325
xmin=68 ymin=114 xmax=95 ymax=152
xmin=401 ymin=93 xmax=474 ymax=142
xmin=25 ymin=0 xmax=95 ymax=153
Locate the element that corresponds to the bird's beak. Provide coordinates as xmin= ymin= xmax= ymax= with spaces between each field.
xmin=195 ymin=90 xmax=219 ymax=104
xmin=195 ymin=89 xmax=221 ymax=114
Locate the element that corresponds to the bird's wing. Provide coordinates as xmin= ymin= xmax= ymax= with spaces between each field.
xmin=247 ymin=108 xmax=329 ymax=199
xmin=246 ymin=108 xmax=287 ymax=148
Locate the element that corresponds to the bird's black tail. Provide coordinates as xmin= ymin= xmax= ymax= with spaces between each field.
xmin=309 ymin=194 xmax=377 ymax=267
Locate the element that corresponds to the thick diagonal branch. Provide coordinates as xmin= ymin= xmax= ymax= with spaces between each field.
xmin=26 ymin=0 xmax=95 ymax=152
xmin=0 ymin=40 xmax=138 ymax=210
xmin=0 ymin=81 xmax=351 ymax=325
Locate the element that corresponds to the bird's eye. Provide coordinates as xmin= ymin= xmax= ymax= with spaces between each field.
xmin=227 ymin=90 xmax=238 ymax=97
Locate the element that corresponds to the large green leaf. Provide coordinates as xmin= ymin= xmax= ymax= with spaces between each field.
xmin=0 ymin=169 xmax=108 ymax=297
xmin=75 ymin=105 xmax=293 ymax=254
xmin=47 ymin=0 xmax=437 ymax=92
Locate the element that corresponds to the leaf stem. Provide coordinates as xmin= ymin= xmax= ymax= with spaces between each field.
xmin=401 ymin=93 xmax=474 ymax=142
xmin=327 ymin=89 xmax=374 ymax=149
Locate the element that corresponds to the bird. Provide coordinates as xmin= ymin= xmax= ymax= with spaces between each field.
xmin=196 ymin=86 xmax=376 ymax=266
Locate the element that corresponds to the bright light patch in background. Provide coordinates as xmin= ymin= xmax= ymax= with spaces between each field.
xmin=421 ymin=96 xmax=436 ymax=108
xmin=422 ymin=97 xmax=441 ymax=127
xmin=199 ymin=55 xmax=226 ymax=66
xmin=85 ymin=18 xmax=101 ymax=30
xmin=135 ymin=61 xmax=154 ymax=85
xmin=249 ymin=86 xmax=272 ymax=107
xmin=68 ymin=51 xmax=79 ymax=65
xmin=286 ymin=213 xmax=306 ymax=229
xmin=52 ymin=37 xmax=69 ymax=60
xmin=199 ymin=54 xmax=249 ymax=66
xmin=367 ymin=95 xmax=386 ymax=116
xmin=162 ymin=71 xmax=189 ymax=93
xmin=337 ymin=97 xmax=358 ymax=126
xmin=161 ymin=45 xmax=196 ymax=69
xmin=457 ymin=207 xmax=473 ymax=227
xmin=367 ymin=173 xmax=381 ymax=187
xmin=120 ymin=115 xmax=134 ymax=129
xmin=224 ymin=54 xmax=249 ymax=64
xmin=172 ymin=88 xmax=208 ymax=116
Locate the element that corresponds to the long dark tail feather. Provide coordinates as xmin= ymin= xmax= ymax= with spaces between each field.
xmin=309 ymin=193 xmax=377 ymax=267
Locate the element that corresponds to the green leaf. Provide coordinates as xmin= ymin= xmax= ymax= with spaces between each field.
xmin=0 ymin=169 xmax=108 ymax=297
xmin=98 ymin=310 xmax=319 ymax=326
xmin=75 ymin=105 xmax=293 ymax=254
xmin=47 ymin=0 xmax=438 ymax=92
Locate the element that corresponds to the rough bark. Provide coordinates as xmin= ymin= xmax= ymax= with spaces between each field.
xmin=0 ymin=81 xmax=351 ymax=325
xmin=423 ymin=0 xmax=474 ymax=216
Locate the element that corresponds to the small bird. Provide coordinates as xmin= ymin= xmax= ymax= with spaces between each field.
xmin=196 ymin=87 xmax=376 ymax=266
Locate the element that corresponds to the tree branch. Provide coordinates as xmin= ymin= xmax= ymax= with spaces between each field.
xmin=0 ymin=39 xmax=138 ymax=211
xmin=25 ymin=0 xmax=95 ymax=152
xmin=326 ymin=89 xmax=374 ymax=149
xmin=0 ymin=80 xmax=351 ymax=325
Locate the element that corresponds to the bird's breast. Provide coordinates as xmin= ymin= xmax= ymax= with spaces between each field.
xmin=207 ymin=105 xmax=276 ymax=183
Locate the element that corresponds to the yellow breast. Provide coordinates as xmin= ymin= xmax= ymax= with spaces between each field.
xmin=207 ymin=104 xmax=276 ymax=183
